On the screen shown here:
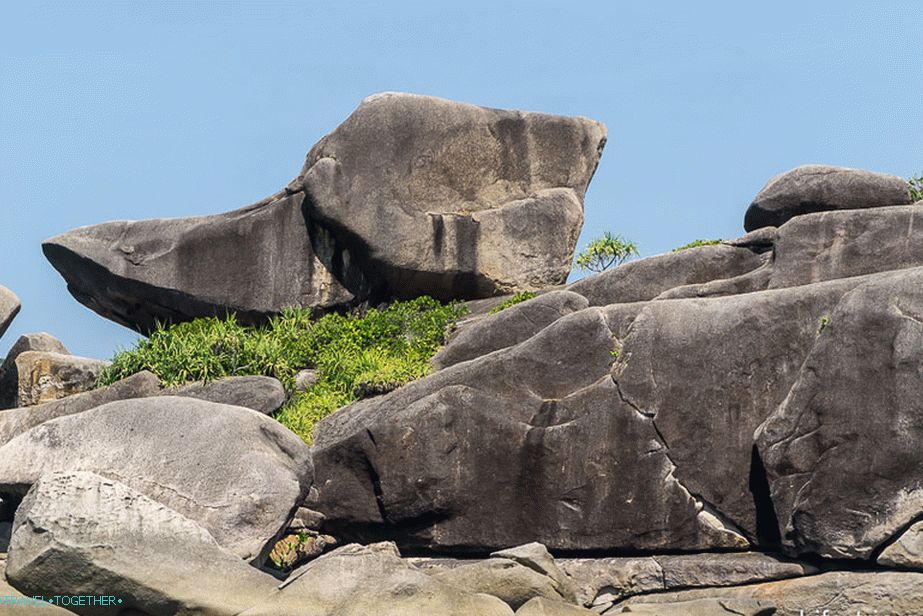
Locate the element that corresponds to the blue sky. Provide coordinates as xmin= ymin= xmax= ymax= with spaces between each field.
xmin=2 ymin=1 xmax=922 ymax=359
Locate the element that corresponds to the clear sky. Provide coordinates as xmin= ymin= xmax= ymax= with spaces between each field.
xmin=2 ymin=1 xmax=922 ymax=360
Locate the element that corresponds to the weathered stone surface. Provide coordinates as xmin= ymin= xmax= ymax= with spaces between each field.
xmin=0 ymin=371 xmax=161 ymax=446
xmin=0 ymin=332 xmax=70 ymax=409
xmin=432 ymin=290 xmax=588 ymax=369
xmin=568 ymin=245 xmax=764 ymax=307
xmin=294 ymin=369 xmax=319 ymax=392
xmin=492 ymin=543 xmax=577 ymax=604
xmin=12 ymin=351 xmax=109 ymax=407
xmin=516 ymin=597 xmax=597 ymax=615
xmin=0 ymin=560 xmax=73 ymax=615
xmin=433 ymin=558 xmax=566 ymax=610
xmin=725 ymin=226 xmax=778 ymax=251
xmin=0 ymin=396 xmax=312 ymax=561
xmin=7 ymin=471 xmax=276 ymax=615
xmin=654 ymin=261 xmax=772 ymax=300
xmin=43 ymin=191 xmax=358 ymax=334
xmin=744 ymin=164 xmax=912 ymax=231
xmin=239 ymin=542 xmax=514 ymax=616
xmin=312 ymin=309 xmax=748 ymax=552
xmin=757 ymin=267 xmax=923 ymax=559
xmin=612 ymin=571 xmax=923 ymax=616
xmin=769 ymin=204 xmax=923 ymax=289
xmin=559 ymin=553 xmax=813 ymax=608
xmin=879 ymin=520 xmax=923 ymax=569
xmin=167 ymin=375 xmax=286 ymax=415
xmin=617 ymin=598 xmax=775 ymax=615
xmin=0 ymin=285 xmax=20 ymax=342
xmin=614 ymin=276 xmax=868 ymax=541
xmin=297 ymin=92 xmax=606 ymax=300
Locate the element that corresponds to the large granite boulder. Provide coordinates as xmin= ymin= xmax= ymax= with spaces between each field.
xmin=613 ymin=571 xmax=923 ymax=616
xmin=43 ymin=191 xmax=359 ymax=334
xmin=756 ymin=267 xmax=923 ymax=560
xmin=0 ymin=396 xmax=313 ymax=561
xmin=743 ymin=164 xmax=911 ymax=231
xmin=165 ymin=375 xmax=287 ymax=415
xmin=296 ymin=92 xmax=606 ymax=300
xmin=0 ymin=285 xmax=20 ymax=342
xmin=6 ymin=471 xmax=277 ymax=616
xmin=239 ymin=542 xmax=514 ymax=616
xmin=567 ymin=244 xmax=765 ymax=307
xmin=0 ymin=332 xmax=70 ymax=408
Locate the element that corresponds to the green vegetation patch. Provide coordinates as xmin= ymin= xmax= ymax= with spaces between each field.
xmin=97 ymin=297 xmax=467 ymax=443
xmin=575 ymin=232 xmax=639 ymax=272
xmin=489 ymin=291 xmax=538 ymax=315
xmin=672 ymin=238 xmax=722 ymax=252
xmin=910 ymin=172 xmax=923 ymax=202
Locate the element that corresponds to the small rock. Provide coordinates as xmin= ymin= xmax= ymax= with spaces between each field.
xmin=0 ymin=332 xmax=70 ymax=409
xmin=288 ymin=506 xmax=326 ymax=531
xmin=492 ymin=542 xmax=578 ymax=604
xmin=879 ymin=521 xmax=923 ymax=569
xmin=744 ymin=164 xmax=911 ymax=231
xmin=294 ymin=369 xmax=319 ymax=392
xmin=167 ymin=375 xmax=286 ymax=415
xmin=12 ymin=350 xmax=109 ymax=407
xmin=0 ymin=285 xmax=20 ymax=343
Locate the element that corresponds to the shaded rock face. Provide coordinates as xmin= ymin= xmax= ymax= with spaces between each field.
xmin=0 ymin=285 xmax=20 ymax=342
xmin=6 ymin=471 xmax=277 ymax=616
xmin=44 ymin=93 xmax=607 ymax=333
xmin=298 ymin=92 xmax=606 ymax=300
xmin=239 ymin=542 xmax=514 ymax=616
xmin=0 ymin=396 xmax=313 ymax=562
xmin=756 ymin=267 xmax=923 ymax=560
xmin=743 ymin=164 xmax=911 ymax=231
xmin=43 ymin=192 xmax=359 ymax=334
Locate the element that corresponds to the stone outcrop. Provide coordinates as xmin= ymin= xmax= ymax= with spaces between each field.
xmin=8 ymin=351 xmax=109 ymax=407
xmin=238 ymin=543 xmax=514 ymax=616
xmin=43 ymin=93 xmax=606 ymax=332
xmin=6 ymin=471 xmax=277 ymax=615
xmin=166 ymin=375 xmax=287 ymax=415
xmin=0 ymin=285 xmax=20 ymax=342
xmin=0 ymin=332 xmax=70 ymax=408
xmin=0 ymin=397 xmax=312 ymax=561
xmin=743 ymin=164 xmax=911 ymax=231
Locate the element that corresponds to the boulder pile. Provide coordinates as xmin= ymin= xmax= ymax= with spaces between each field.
xmin=0 ymin=94 xmax=922 ymax=614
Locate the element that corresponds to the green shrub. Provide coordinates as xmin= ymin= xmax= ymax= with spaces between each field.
xmin=575 ymin=232 xmax=639 ymax=273
xmin=672 ymin=238 xmax=722 ymax=252
xmin=910 ymin=172 xmax=923 ymax=202
xmin=489 ymin=291 xmax=538 ymax=315
xmin=97 ymin=297 xmax=467 ymax=443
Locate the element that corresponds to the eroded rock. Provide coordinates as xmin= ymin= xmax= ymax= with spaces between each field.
xmin=11 ymin=351 xmax=109 ymax=407
xmin=0 ymin=285 xmax=20 ymax=342
xmin=166 ymin=375 xmax=286 ymax=415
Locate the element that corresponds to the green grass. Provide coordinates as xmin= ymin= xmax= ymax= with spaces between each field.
xmin=910 ymin=173 xmax=923 ymax=202
xmin=97 ymin=297 xmax=467 ymax=443
xmin=489 ymin=291 xmax=538 ymax=315
xmin=672 ymin=238 xmax=722 ymax=252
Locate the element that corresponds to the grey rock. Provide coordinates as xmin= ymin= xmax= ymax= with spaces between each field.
xmin=239 ymin=542 xmax=514 ymax=616
xmin=432 ymin=291 xmax=589 ymax=369
xmin=0 ymin=560 xmax=73 ymax=615
xmin=0 ymin=371 xmax=161 ymax=446
xmin=559 ymin=553 xmax=813 ymax=608
xmin=167 ymin=375 xmax=286 ymax=415
xmin=615 ymin=275 xmax=872 ymax=540
xmin=11 ymin=351 xmax=109 ymax=407
xmin=769 ymin=204 xmax=923 ymax=289
xmin=654 ymin=260 xmax=772 ymax=300
xmin=517 ymin=597 xmax=597 ymax=615
xmin=724 ymin=227 xmax=778 ymax=251
xmin=568 ymin=245 xmax=764 ymax=307
xmin=43 ymin=191 xmax=358 ymax=334
xmin=756 ymin=267 xmax=923 ymax=559
xmin=492 ymin=543 xmax=578 ymax=604
xmin=744 ymin=164 xmax=911 ymax=231
xmin=0 ymin=332 xmax=70 ymax=409
xmin=879 ymin=520 xmax=923 ymax=570
xmin=297 ymin=92 xmax=606 ymax=300
xmin=612 ymin=571 xmax=923 ymax=616
xmin=0 ymin=285 xmax=20 ymax=342
xmin=615 ymin=598 xmax=775 ymax=615
xmin=433 ymin=558 xmax=566 ymax=610
xmin=6 ymin=470 xmax=276 ymax=616
xmin=288 ymin=506 xmax=326 ymax=531
xmin=311 ymin=309 xmax=748 ymax=552
xmin=294 ymin=369 xmax=319 ymax=392
xmin=0 ymin=396 xmax=313 ymax=562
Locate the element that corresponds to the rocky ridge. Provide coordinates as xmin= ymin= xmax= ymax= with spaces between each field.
xmin=0 ymin=95 xmax=921 ymax=614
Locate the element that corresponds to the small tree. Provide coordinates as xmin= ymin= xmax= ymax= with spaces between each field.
xmin=575 ymin=232 xmax=639 ymax=273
